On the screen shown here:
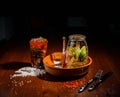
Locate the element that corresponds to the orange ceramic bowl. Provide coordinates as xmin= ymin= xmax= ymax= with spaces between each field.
xmin=43 ymin=52 xmax=92 ymax=77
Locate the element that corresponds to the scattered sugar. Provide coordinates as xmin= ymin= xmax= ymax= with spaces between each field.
xmin=10 ymin=66 xmax=46 ymax=78
xmin=8 ymin=66 xmax=46 ymax=95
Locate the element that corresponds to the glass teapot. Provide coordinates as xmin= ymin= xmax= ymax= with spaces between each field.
xmin=64 ymin=34 xmax=88 ymax=68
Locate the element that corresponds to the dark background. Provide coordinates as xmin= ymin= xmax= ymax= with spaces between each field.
xmin=0 ymin=16 xmax=120 ymax=47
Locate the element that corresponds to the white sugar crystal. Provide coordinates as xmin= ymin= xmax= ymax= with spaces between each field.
xmin=27 ymin=80 xmax=32 ymax=83
xmin=11 ymin=66 xmax=46 ymax=78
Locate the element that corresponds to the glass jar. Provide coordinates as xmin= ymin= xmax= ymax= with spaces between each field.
xmin=65 ymin=34 xmax=88 ymax=68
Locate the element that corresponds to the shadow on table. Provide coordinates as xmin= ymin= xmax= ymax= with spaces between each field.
xmin=0 ymin=62 xmax=86 ymax=82
xmin=0 ymin=62 xmax=31 ymax=70
xmin=38 ymin=71 xmax=87 ymax=82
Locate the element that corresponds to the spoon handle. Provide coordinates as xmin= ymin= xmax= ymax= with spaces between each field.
xmin=62 ymin=36 xmax=66 ymax=53
xmin=62 ymin=36 xmax=66 ymax=67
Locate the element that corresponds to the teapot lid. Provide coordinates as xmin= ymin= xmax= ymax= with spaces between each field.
xmin=68 ymin=34 xmax=86 ymax=41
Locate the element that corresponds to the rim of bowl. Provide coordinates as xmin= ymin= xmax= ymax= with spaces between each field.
xmin=43 ymin=53 xmax=92 ymax=70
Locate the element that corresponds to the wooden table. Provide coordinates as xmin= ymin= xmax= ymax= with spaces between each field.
xmin=0 ymin=36 xmax=120 ymax=97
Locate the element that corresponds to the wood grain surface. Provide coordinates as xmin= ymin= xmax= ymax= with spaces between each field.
xmin=0 ymin=34 xmax=120 ymax=97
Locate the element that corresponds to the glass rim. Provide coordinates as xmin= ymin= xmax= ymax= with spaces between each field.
xmin=68 ymin=34 xmax=86 ymax=41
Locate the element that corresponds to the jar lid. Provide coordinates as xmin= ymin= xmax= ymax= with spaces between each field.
xmin=68 ymin=34 xmax=86 ymax=41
